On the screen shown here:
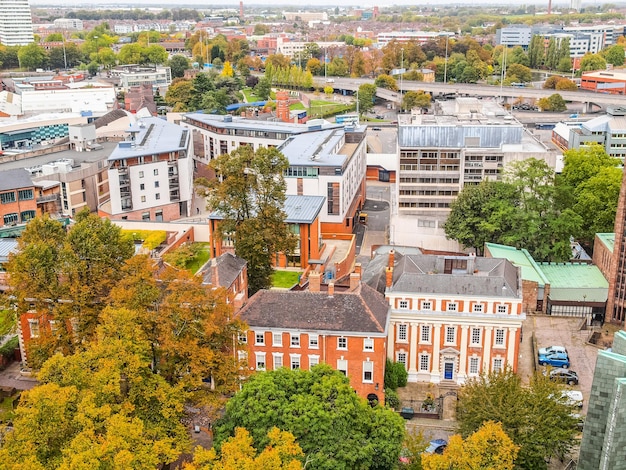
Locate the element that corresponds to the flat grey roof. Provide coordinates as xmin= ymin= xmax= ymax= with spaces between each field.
xmin=209 ymin=194 xmax=325 ymax=224
xmin=183 ymin=112 xmax=333 ymax=134
xmin=279 ymin=128 xmax=349 ymax=167
xmin=108 ymin=117 xmax=189 ymax=161
xmin=0 ymin=142 xmax=117 ymax=172
xmin=0 ymin=238 xmax=18 ymax=262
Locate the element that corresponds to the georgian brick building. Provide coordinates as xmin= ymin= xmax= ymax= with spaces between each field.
xmin=237 ymin=272 xmax=390 ymax=402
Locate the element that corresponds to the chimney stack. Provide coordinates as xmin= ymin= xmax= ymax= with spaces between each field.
xmin=388 ymin=249 xmax=395 ymax=269
xmin=211 ymin=258 xmax=219 ymax=286
xmin=309 ymin=271 xmax=321 ymax=292
xmin=350 ymin=272 xmax=360 ymax=291
xmin=354 ymin=262 xmax=362 ymax=275
xmin=386 ymin=267 xmax=393 ymax=288
xmin=328 ymin=282 xmax=335 ymax=297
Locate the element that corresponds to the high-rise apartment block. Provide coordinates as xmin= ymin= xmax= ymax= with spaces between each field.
xmin=0 ymin=0 xmax=34 ymax=46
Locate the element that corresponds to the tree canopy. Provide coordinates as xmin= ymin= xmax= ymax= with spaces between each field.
xmin=196 ymin=146 xmax=296 ymax=295
xmin=213 ymin=365 xmax=406 ymax=470
xmin=456 ymin=368 xmax=579 ymax=470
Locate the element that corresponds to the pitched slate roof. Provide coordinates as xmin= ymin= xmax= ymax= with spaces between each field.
xmin=201 ymin=252 xmax=247 ymax=288
xmin=0 ymin=168 xmax=34 ymax=192
xmin=237 ymin=283 xmax=389 ymax=335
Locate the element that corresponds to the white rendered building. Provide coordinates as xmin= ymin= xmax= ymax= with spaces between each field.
xmin=0 ymin=0 xmax=34 ymax=46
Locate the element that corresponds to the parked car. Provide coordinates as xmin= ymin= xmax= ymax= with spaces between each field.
xmin=538 ymin=345 xmax=568 ymax=357
xmin=424 ymin=439 xmax=448 ymax=455
xmin=549 ymin=368 xmax=579 ymax=385
xmin=538 ymin=352 xmax=570 ymax=368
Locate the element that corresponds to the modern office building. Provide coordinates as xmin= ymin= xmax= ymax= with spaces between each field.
xmin=495 ymin=25 xmax=532 ymax=49
xmin=0 ymin=0 xmax=34 ymax=46
xmin=560 ymin=106 xmax=626 ymax=159
xmin=392 ymin=98 xmax=555 ymax=250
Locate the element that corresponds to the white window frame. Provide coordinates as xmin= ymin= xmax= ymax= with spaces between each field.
xmin=290 ymin=333 xmax=300 ymax=348
xmin=28 ymin=319 xmax=40 ymax=338
xmin=238 ymin=332 xmax=247 ymax=343
xmin=254 ymin=331 xmax=265 ymax=345
xmin=308 ymin=334 xmax=319 ymax=349
xmin=420 ymin=325 xmax=431 ymax=343
xmin=447 ymin=302 xmax=458 ymax=312
xmin=255 ymin=352 xmax=266 ymax=371
xmin=397 ymin=324 xmax=408 ymax=342
xmin=272 ymin=332 xmax=283 ymax=347
xmin=495 ymin=328 xmax=506 ymax=346
xmin=363 ymin=338 xmax=374 ymax=351
xmin=473 ymin=303 xmax=483 ymax=313
xmin=237 ymin=350 xmax=247 ymax=362
xmin=337 ymin=336 xmax=347 ymax=350
xmin=493 ymin=357 xmax=504 ymax=373
xmin=399 ymin=300 xmax=409 ymax=309
xmin=469 ymin=357 xmax=480 ymax=375
xmin=421 ymin=300 xmax=432 ymax=310
xmin=497 ymin=304 xmax=508 ymax=314
xmin=419 ymin=354 xmax=430 ymax=372
xmin=445 ymin=326 xmax=456 ymax=344
xmin=337 ymin=359 xmax=348 ymax=376
xmin=308 ymin=355 xmax=320 ymax=368
xmin=363 ymin=361 xmax=374 ymax=383
xmin=273 ymin=353 xmax=283 ymax=369
xmin=471 ymin=327 xmax=481 ymax=346
xmin=290 ymin=354 xmax=301 ymax=370
xmin=397 ymin=352 xmax=407 ymax=367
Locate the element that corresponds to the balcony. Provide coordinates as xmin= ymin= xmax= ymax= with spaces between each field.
xmin=36 ymin=194 xmax=60 ymax=204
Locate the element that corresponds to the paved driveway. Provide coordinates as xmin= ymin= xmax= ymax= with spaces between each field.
xmin=519 ymin=315 xmax=600 ymax=415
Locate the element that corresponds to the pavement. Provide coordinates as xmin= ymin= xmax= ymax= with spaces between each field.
xmin=0 ymin=361 xmax=38 ymax=391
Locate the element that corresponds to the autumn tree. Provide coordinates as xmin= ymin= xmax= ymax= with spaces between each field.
xmin=186 ymin=427 xmax=304 ymax=469
xmin=0 ymin=307 xmax=190 ymax=469
xmin=422 ymin=421 xmax=518 ymax=470
xmin=402 ymin=90 xmax=431 ymax=111
xmin=213 ymin=365 xmax=406 ymax=470
xmin=457 ymin=368 xmax=579 ymax=470
xmin=196 ymin=146 xmax=296 ymax=294
xmin=602 ymin=44 xmax=625 ymax=67
xmin=579 ymin=52 xmax=607 ymax=72
xmin=375 ymin=73 xmax=399 ymax=91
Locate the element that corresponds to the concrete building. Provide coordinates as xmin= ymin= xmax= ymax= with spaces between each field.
xmin=495 ymin=25 xmax=532 ymax=49
xmin=578 ymin=330 xmax=626 ymax=469
xmin=376 ymin=31 xmax=451 ymax=47
xmin=110 ymin=65 xmax=172 ymax=94
xmin=0 ymin=0 xmax=34 ymax=46
xmin=362 ymin=248 xmax=524 ymax=385
xmin=282 ymin=11 xmax=328 ymax=22
xmin=562 ymin=106 xmax=626 ymax=159
xmin=237 ymin=276 xmax=390 ymax=402
xmin=275 ymin=38 xmax=343 ymax=58
xmin=52 ymin=18 xmax=83 ymax=30
xmin=392 ymin=98 xmax=555 ymax=251
xmin=581 ymin=69 xmax=626 ymax=95
xmin=100 ymin=117 xmax=194 ymax=222
xmin=0 ymin=113 xmax=89 ymax=150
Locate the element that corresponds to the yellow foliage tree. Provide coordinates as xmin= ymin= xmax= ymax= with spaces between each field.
xmin=422 ymin=421 xmax=519 ymax=470
xmin=185 ymin=427 xmax=304 ymax=470
xmin=221 ymin=60 xmax=234 ymax=77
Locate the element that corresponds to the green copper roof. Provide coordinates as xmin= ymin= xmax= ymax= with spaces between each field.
xmin=484 ymin=243 xmax=548 ymax=286
xmin=596 ymin=233 xmax=615 ymax=254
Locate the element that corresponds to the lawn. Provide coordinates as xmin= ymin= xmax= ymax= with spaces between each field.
xmin=271 ymin=270 xmax=302 ymax=288
xmin=289 ymin=102 xmax=306 ymax=111
xmin=242 ymin=87 xmax=262 ymax=103
xmin=308 ymin=99 xmax=355 ymax=118
xmin=185 ymin=243 xmax=211 ymax=274
xmin=0 ymin=395 xmax=16 ymax=423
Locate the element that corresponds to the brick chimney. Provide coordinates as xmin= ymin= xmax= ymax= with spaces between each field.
xmin=350 ymin=272 xmax=360 ymax=291
xmin=386 ymin=267 xmax=393 ymax=288
xmin=309 ymin=271 xmax=321 ymax=292
xmin=211 ymin=258 xmax=219 ymax=286
xmin=388 ymin=249 xmax=395 ymax=269
xmin=354 ymin=262 xmax=362 ymax=275
xmin=328 ymin=282 xmax=335 ymax=297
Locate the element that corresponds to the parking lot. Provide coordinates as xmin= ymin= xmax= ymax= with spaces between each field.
xmin=518 ymin=315 xmax=602 ymax=415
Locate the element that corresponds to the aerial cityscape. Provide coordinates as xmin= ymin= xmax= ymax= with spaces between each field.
xmin=0 ymin=0 xmax=626 ymax=468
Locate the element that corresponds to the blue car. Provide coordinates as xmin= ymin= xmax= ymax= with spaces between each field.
xmin=538 ymin=352 xmax=570 ymax=368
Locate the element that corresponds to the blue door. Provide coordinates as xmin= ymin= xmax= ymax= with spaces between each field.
xmin=444 ymin=362 xmax=454 ymax=380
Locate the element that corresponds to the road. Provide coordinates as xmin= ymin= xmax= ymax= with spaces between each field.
xmin=319 ymin=77 xmax=626 ymax=107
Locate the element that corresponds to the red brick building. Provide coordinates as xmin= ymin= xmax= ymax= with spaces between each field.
xmin=0 ymin=169 xmax=43 ymax=227
xmin=201 ymin=252 xmax=248 ymax=310
xmin=237 ymin=273 xmax=390 ymax=402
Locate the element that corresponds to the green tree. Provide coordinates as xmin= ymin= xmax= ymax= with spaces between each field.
xmin=197 ymin=146 xmax=296 ymax=295
xmin=144 ymin=44 xmax=168 ymax=67
xmin=118 ymin=42 xmax=144 ymax=65
xmin=169 ymin=54 xmax=190 ymax=78
xmin=402 ymin=90 xmax=431 ymax=110
xmin=528 ymin=35 xmax=545 ymax=69
xmin=422 ymin=421 xmax=518 ymax=470
xmin=165 ymin=78 xmax=194 ymax=111
xmin=457 ymin=369 xmax=579 ymax=470
xmin=557 ymin=57 xmax=572 ymax=73
xmin=545 ymin=38 xmax=558 ymax=70
xmin=547 ymin=93 xmax=567 ymax=111
xmin=506 ymin=63 xmax=532 ymax=83
xmin=254 ymin=76 xmax=271 ymax=100
xmin=384 ymin=359 xmax=408 ymax=390
xmin=17 ymin=43 xmax=46 ymax=70
xmin=374 ymin=73 xmax=399 ymax=91
xmin=45 ymin=33 xmax=64 ymax=42
xmin=358 ymin=83 xmax=377 ymax=115
xmin=214 ymin=365 xmax=406 ymax=470
xmin=579 ymin=52 xmax=607 ymax=72
xmin=507 ymin=46 xmax=529 ymax=67
xmin=602 ymin=44 xmax=625 ymax=66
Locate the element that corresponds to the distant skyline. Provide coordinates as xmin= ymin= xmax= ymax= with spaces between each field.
xmin=29 ymin=0 xmax=579 ymax=8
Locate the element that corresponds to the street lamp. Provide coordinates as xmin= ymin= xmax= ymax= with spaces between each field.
xmin=400 ymin=48 xmax=404 ymax=107
xmin=443 ymin=35 xmax=449 ymax=84
xmin=324 ymin=48 xmax=327 ymax=81
xmin=62 ymin=33 xmax=68 ymax=70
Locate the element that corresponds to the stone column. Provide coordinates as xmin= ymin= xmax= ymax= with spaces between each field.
xmin=458 ymin=325 xmax=470 ymax=378
xmin=387 ymin=322 xmax=395 ymax=360
xmin=408 ymin=323 xmax=418 ymax=375
xmin=507 ymin=327 xmax=517 ymax=366
xmin=432 ymin=323 xmax=442 ymax=381
xmin=483 ymin=326 xmax=493 ymax=372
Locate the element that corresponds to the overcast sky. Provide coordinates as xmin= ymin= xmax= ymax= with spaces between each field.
xmin=31 ymin=0 xmax=554 ymax=7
